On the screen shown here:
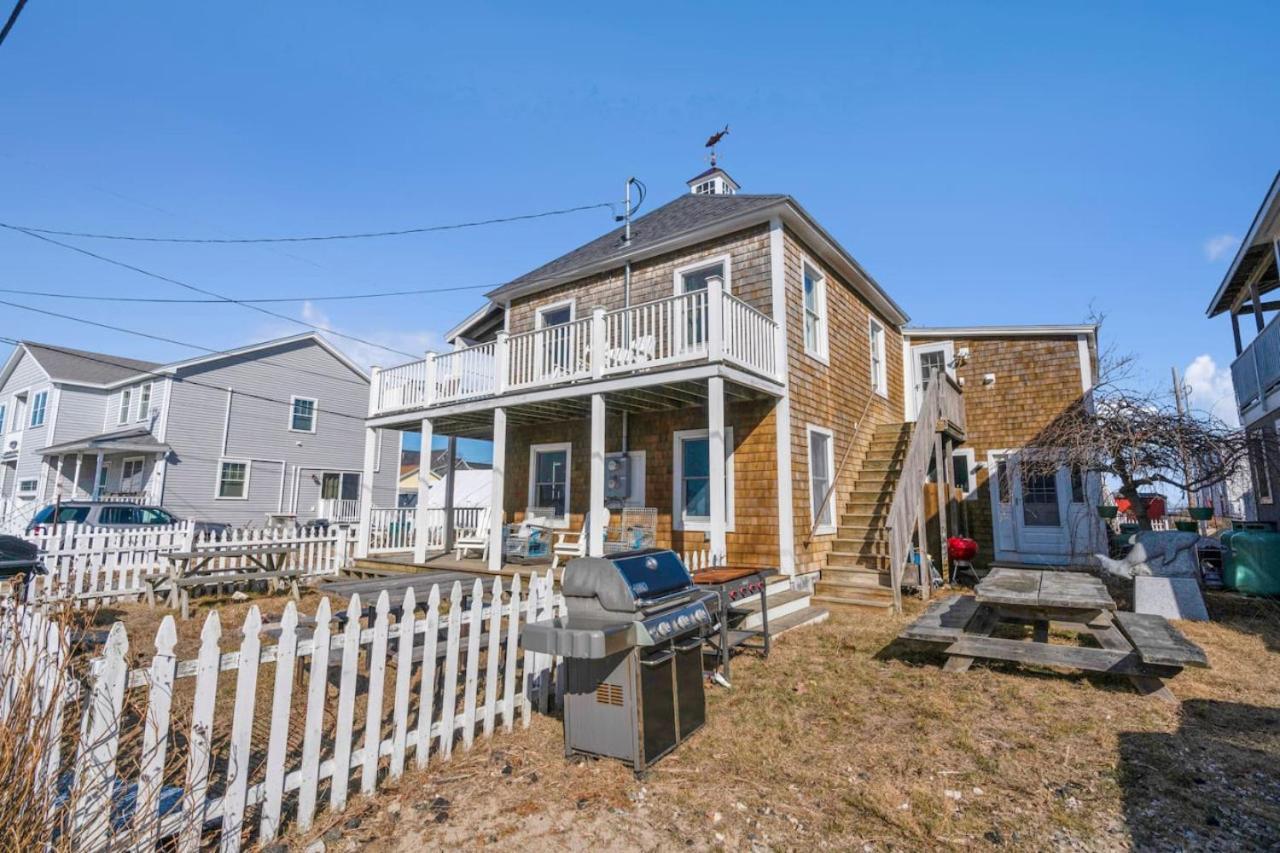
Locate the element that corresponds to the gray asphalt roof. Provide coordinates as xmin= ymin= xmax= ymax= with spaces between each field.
xmin=40 ymin=426 xmax=170 ymax=456
xmin=491 ymin=193 xmax=787 ymax=296
xmin=23 ymin=342 xmax=160 ymax=386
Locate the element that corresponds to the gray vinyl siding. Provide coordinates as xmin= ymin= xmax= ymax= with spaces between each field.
xmin=159 ymin=338 xmax=393 ymax=525
xmin=52 ymin=386 xmax=110 ymax=444
xmin=103 ymin=380 xmax=166 ymax=433
xmin=0 ymin=351 xmax=53 ymax=500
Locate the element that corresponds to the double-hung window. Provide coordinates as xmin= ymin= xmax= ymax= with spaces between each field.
xmin=528 ymin=442 xmax=571 ymax=524
xmin=0 ymin=403 xmax=6 ymax=434
xmin=675 ymin=256 xmax=730 ymax=348
xmin=29 ymin=391 xmax=47 ymax=427
xmin=807 ymin=426 xmax=836 ymax=534
xmin=118 ymin=388 xmax=133 ymax=425
xmin=321 ymin=472 xmax=361 ymax=501
xmin=137 ymin=383 xmax=152 ymax=421
xmin=802 ymin=261 xmax=828 ymax=360
xmin=868 ymin=318 xmax=887 ymax=396
xmin=217 ymin=460 xmax=250 ymax=499
xmin=673 ymin=428 xmax=735 ymax=531
xmin=290 ymin=396 xmax=317 ymax=433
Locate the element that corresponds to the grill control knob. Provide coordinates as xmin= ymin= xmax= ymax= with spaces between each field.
xmin=677 ymin=614 xmax=691 ymax=629
xmin=656 ymin=622 xmax=672 ymax=637
xmin=695 ymin=609 xmax=709 ymax=622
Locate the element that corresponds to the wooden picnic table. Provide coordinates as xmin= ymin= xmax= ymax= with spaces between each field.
xmin=900 ymin=568 xmax=1208 ymax=702
xmin=147 ymin=543 xmax=301 ymax=619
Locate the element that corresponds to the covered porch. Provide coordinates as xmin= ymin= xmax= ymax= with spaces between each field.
xmin=40 ymin=427 xmax=171 ymax=504
xmin=356 ymin=365 xmax=789 ymax=574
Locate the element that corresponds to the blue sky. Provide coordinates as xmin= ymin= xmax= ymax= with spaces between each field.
xmin=2 ymin=1 xmax=1278 ymax=456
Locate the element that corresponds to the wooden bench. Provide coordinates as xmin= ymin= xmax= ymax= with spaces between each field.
xmin=1114 ymin=611 xmax=1209 ymax=669
xmin=175 ymin=568 xmax=301 ymax=619
xmin=900 ymin=595 xmax=979 ymax=644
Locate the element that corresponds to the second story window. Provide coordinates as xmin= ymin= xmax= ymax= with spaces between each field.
xmin=803 ymin=262 xmax=828 ymax=361
xmin=290 ymin=397 xmax=317 ymax=433
xmin=137 ymin=383 xmax=152 ymax=421
xmin=868 ymin=318 xmax=887 ymax=396
xmin=0 ymin=403 xmax=6 ymax=434
xmin=30 ymin=391 xmax=47 ymax=427
xmin=118 ymin=388 xmax=133 ymax=425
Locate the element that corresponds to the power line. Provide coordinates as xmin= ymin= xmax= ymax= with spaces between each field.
xmin=0 ymin=0 xmax=29 ymax=49
xmin=0 ymin=281 xmax=493 ymax=304
xmin=0 ymin=201 xmax=615 ymax=243
xmin=2 ymin=224 xmax=423 ymax=359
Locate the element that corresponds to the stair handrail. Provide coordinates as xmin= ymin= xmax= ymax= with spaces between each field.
xmin=883 ymin=371 xmax=962 ymax=614
xmin=807 ymin=394 xmax=877 ymax=543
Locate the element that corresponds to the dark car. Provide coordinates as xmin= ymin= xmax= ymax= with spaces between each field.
xmin=26 ymin=502 xmax=229 ymax=536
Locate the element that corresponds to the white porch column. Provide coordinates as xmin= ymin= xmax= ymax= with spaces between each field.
xmin=768 ymin=218 xmax=796 ymax=574
xmin=708 ymin=376 xmax=728 ymax=561
xmin=71 ymin=454 xmax=84 ymax=500
xmin=91 ymin=451 xmax=105 ymax=500
xmin=55 ymin=455 xmax=66 ymax=500
xmin=589 ymin=393 xmax=606 ymax=557
xmin=488 ymin=406 xmax=507 ymax=573
xmin=707 ymin=277 xmax=724 ymax=362
xmin=355 ymin=426 xmax=378 ymax=559
xmin=443 ymin=435 xmax=458 ymax=551
xmin=413 ymin=418 xmax=434 ymax=563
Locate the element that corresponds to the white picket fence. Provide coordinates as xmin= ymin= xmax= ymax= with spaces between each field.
xmin=5 ymin=570 xmax=562 ymax=851
xmin=26 ymin=523 xmax=353 ymax=605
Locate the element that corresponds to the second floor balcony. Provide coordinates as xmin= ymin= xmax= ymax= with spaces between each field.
xmin=371 ymin=283 xmax=780 ymax=417
xmin=1231 ymin=311 xmax=1280 ymax=425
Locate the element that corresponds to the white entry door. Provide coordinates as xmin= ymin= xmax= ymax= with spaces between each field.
xmin=910 ymin=341 xmax=953 ymax=420
xmin=987 ymin=450 xmax=1071 ymax=561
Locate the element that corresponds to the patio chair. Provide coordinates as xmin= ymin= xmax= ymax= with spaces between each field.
xmin=504 ymin=507 xmax=555 ymax=562
xmin=630 ymin=335 xmax=656 ymax=364
xmin=604 ymin=506 xmax=657 ymax=554
xmin=452 ymin=507 xmax=491 ymax=561
xmin=551 ymin=509 xmax=610 ymax=569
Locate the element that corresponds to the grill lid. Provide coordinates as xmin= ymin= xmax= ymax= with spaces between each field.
xmin=561 ymin=548 xmax=694 ymax=612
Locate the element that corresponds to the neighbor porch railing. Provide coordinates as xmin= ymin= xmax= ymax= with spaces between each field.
xmin=367 ymin=506 xmax=487 ymax=555
xmin=318 ymin=498 xmax=361 ymax=523
xmin=884 ymin=372 xmax=965 ymax=614
xmin=371 ymin=282 xmax=780 ymax=416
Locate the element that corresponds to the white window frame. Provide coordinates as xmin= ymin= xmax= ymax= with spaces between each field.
xmin=289 ymin=395 xmax=318 ymax=434
xmin=806 ymin=425 xmax=837 ymax=535
xmin=868 ymin=317 xmax=888 ymax=397
xmin=672 ymin=253 xmax=733 ymax=296
xmin=136 ymin=383 xmax=152 ymax=422
xmin=120 ymin=456 xmax=146 ymax=493
xmin=534 ymin=299 xmax=576 ymax=329
xmin=29 ymin=390 xmax=47 ymax=428
xmin=801 ymin=258 xmax=829 ymax=363
xmin=527 ymin=441 xmax=572 ymax=528
xmin=17 ymin=478 xmax=37 ymax=496
xmin=672 ymin=427 xmax=736 ymax=532
xmin=216 ymin=458 xmax=252 ymax=501
xmin=0 ymin=403 xmax=6 ymax=434
xmin=952 ymin=448 xmax=978 ymax=500
xmin=118 ymin=388 xmax=133 ymax=425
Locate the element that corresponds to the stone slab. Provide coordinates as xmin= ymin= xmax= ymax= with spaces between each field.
xmin=1133 ymin=575 xmax=1209 ymax=622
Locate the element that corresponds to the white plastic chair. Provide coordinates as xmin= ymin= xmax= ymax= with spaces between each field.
xmin=551 ymin=509 xmax=610 ymax=569
xmin=452 ymin=507 xmax=491 ymax=561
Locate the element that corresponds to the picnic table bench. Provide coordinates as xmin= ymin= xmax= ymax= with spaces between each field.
xmin=900 ymin=568 xmax=1208 ymax=702
xmin=146 ymin=544 xmax=300 ymax=619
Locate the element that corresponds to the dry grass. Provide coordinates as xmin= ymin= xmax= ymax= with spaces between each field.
xmin=279 ymin=590 xmax=1280 ymax=852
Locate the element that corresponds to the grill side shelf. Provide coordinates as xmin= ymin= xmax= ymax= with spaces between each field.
xmin=521 ymin=619 xmax=634 ymax=658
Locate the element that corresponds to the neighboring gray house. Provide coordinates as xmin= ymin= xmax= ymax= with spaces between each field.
xmin=0 ymin=333 xmax=399 ymax=528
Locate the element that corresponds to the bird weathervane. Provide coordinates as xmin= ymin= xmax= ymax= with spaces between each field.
xmin=704 ymin=125 xmax=729 ymax=167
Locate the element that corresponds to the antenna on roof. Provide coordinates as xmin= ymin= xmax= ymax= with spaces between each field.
xmin=617 ymin=177 xmax=645 ymax=245
xmin=705 ymin=125 xmax=730 ymax=167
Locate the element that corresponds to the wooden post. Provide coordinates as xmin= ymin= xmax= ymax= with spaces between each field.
xmin=588 ymin=393 xmax=606 ymax=557
xmin=1231 ymin=311 xmax=1244 ymax=356
xmin=1250 ymin=278 xmax=1265 ymax=332
xmin=708 ymin=376 xmax=728 ymax=561
xmin=413 ymin=418 xmax=433 ymax=563
xmin=934 ymin=431 xmax=950 ymax=585
xmin=915 ymin=487 xmax=931 ymax=600
xmin=488 ymin=407 xmax=507 ymax=573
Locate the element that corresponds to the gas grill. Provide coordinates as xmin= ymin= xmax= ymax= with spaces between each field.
xmin=521 ymin=548 xmax=718 ymax=772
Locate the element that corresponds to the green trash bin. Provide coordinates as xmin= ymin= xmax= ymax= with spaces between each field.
xmin=1221 ymin=530 xmax=1280 ymax=596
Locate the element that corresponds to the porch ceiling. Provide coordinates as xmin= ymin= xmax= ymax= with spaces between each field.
xmin=423 ymin=377 xmax=774 ymax=439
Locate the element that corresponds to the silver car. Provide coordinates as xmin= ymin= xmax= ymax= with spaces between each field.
xmin=26 ymin=501 xmax=228 ymax=535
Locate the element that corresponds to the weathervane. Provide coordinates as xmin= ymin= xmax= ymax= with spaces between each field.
xmin=704 ymin=125 xmax=729 ymax=167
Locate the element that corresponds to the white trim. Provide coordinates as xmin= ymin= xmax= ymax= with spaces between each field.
xmin=672 ymin=426 xmax=736 ymax=532
xmin=28 ymin=388 xmax=49 ymax=428
xmin=220 ymin=388 xmax=233 ymax=455
xmin=951 ymin=447 xmax=978 ymax=500
xmin=868 ymin=316 xmax=888 ymax=397
xmin=288 ymin=395 xmax=319 ymax=434
xmin=800 ymin=256 xmax=829 ymax=364
xmin=215 ymin=458 xmax=252 ymax=501
xmin=1076 ymin=334 xmax=1093 ymax=394
xmin=805 ymin=424 xmax=836 ymax=535
xmin=905 ymin=324 xmax=1099 ymax=338
xmin=117 ymin=387 xmax=133 ymax=425
xmin=768 ymin=219 xmax=796 ymax=573
xmin=908 ymin=340 xmax=955 ymax=421
xmin=136 ymin=382 xmax=153 ymax=422
xmin=534 ymin=299 xmax=576 ymax=328
xmin=527 ymin=441 xmax=572 ymax=527
xmin=152 ymin=378 xmax=173 ymax=505
xmin=672 ymin=253 xmax=733 ymax=296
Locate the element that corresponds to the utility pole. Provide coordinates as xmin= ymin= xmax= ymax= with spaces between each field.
xmin=1171 ymin=366 xmax=1196 ymax=510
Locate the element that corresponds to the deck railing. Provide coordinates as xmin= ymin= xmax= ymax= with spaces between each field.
xmin=367 ymin=506 xmax=488 ymax=555
xmin=372 ymin=282 xmax=781 ymax=416
xmin=1232 ymin=312 xmax=1280 ymax=417
xmin=318 ymin=498 xmax=361 ymax=523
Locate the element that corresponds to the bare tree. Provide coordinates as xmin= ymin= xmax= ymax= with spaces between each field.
xmin=1021 ymin=350 xmax=1266 ymax=530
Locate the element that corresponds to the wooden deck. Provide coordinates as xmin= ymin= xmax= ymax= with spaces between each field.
xmin=351 ymin=550 xmax=558 ymax=582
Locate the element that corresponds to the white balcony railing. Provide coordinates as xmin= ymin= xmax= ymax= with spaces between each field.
xmin=1232 ymin=312 xmax=1280 ymax=419
xmin=371 ymin=282 xmax=781 ymax=417
xmin=318 ymin=498 xmax=361 ymax=523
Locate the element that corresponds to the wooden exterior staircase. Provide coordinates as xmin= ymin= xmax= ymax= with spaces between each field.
xmin=811 ymin=422 xmax=910 ymax=614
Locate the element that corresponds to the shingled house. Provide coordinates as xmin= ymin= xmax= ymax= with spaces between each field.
xmin=355 ymin=168 xmax=1102 ymax=618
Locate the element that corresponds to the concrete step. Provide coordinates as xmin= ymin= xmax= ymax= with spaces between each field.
xmin=731 ymin=589 xmax=810 ymax=631
xmin=765 ymin=606 xmax=830 ymax=636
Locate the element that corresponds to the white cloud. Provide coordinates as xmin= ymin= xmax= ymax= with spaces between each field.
xmin=251 ymin=300 xmax=443 ymax=371
xmin=1183 ymin=353 xmax=1238 ymax=427
xmin=1203 ymin=234 xmax=1239 ymax=263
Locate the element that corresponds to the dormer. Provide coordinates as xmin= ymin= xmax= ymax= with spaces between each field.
xmin=686 ymin=167 xmax=739 ymax=196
